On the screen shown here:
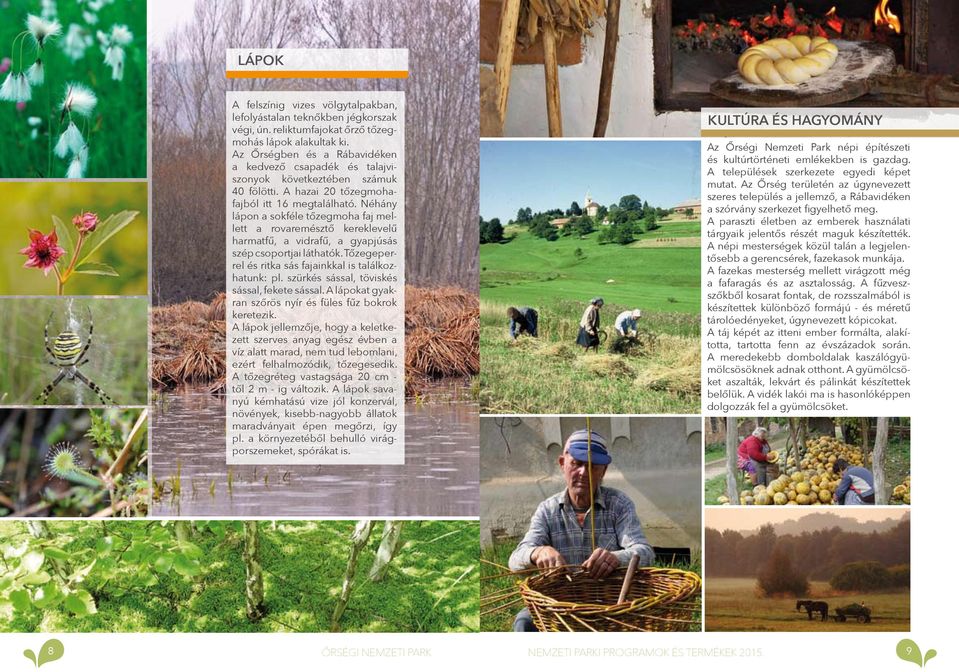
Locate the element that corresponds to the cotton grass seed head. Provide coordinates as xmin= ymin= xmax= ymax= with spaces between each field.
xmin=66 ymin=155 xmax=85 ymax=179
xmin=2 ymin=73 xmax=33 ymax=104
xmin=63 ymin=23 xmax=92 ymax=61
xmin=26 ymin=60 xmax=44 ymax=86
xmin=103 ymin=45 xmax=124 ymax=80
xmin=27 ymin=14 xmax=62 ymax=49
xmin=54 ymin=121 xmax=85 ymax=158
xmin=60 ymin=82 xmax=97 ymax=118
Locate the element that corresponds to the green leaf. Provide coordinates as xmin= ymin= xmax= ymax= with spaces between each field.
xmin=73 ymin=262 xmax=119 ymax=277
xmin=95 ymin=536 xmax=114 ymax=555
xmin=22 ymin=571 xmax=52 ymax=586
xmin=32 ymin=583 xmax=62 ymax=608
xmin=51 ymin=214 xmax=78 ymax=263
xmin=924 ymin=649 xmax=937 ymax=666
xmin=43 ymin=547 xmax=71 ymax=561
xmin=38 ymin=639 xmax=65 ymax=667
xmin=22 ymin=551 xmax=44 ymax=573
xmin=68 ymin=560 xmax=96 ymax=585
xmin=23 ymin=650 xmax=37 ymax=667
xmin=10 ymin=589 xmax=31 ymax=612
xmin=178 ymin=542 xmax=204 ymax=560
xmin=0 ymin=576 xmax=13 ymax=591
xmin=155 ymin=553 xmax=174 ymax=574
xmin=76 ymin=210 xmax=139 ymax=268
xmin=172 ymin=554 xmax=200 ymax=577
xmin=63 ymin=590 xmax=97 ymax=615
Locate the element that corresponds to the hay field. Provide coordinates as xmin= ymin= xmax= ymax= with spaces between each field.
xmin=480 ymin=225 xmax=700 ymax=414
xmin=706 ymin=578 xmax=910 ymax=632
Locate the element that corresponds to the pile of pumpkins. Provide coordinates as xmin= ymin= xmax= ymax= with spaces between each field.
xmin=717 ymin=436 xmax=866 ymax=506
xmin=891 ymin=476 xmax=911 ymax=504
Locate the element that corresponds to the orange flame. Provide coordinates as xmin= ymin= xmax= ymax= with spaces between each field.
xmin=874 ymin=0 xmax=902 ymax=34
xmin=825 ymin=6 xmax=844 ymax=33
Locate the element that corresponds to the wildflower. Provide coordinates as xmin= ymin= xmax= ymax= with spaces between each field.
xmin=26 ymin=59 xmax=44 ymax=86
xmin=26 ymin=14 xmax=62 ymax=49
xmin=16 ymin=101 xmax=26 ymax=112
xmin=66 ymin=155 xmax=85 ymax=179
xmin=60 ymin=82 xmax=97 ymax=119
xmin=45 ymin=442 xmax=83 ymax=479
xmin=0 ymin=73 xmax=31 ymax=103
xmin=62 ymin=24 xmax=91 ymax=61
xmin=0 ymin=57 xmax=10 ymax=74
xmin=73 ymin=211 xmax=99 ymax=233
xmin=54 ymin=121 xmax=85 ymax=158
xmin=19 ymin=229 xmax=65 ymax=275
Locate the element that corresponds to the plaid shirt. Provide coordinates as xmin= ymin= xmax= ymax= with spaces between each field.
xmin=508 ymin=486 xmax=654 ymax=571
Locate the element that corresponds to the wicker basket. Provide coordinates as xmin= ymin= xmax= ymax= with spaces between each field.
xmin=519 ymin=566 xmax=701 ymax=632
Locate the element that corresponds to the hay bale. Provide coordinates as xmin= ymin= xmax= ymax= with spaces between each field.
xmin=576 ymin=354 xmax=635 ymax=378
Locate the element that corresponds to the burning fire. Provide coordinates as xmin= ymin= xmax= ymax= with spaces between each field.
xmin=874 ymin=0 xmax=901 ymax=34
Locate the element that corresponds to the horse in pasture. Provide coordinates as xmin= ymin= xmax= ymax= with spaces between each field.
xmin=796 ymin=600 xmax=829 ymax=621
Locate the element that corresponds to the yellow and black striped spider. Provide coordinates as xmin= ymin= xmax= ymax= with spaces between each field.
xmin=37 ymin=312 xmax=116 ymax=405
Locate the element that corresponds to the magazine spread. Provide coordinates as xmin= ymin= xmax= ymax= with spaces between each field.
xmin=0 ymin=0 xmax=954 ymax=669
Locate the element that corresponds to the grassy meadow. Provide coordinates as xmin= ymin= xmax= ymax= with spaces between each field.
xmin=0 ymin=0 xmax=147 ymax=178
xmin=706 ymin=578 xmax=909 ymax=631
xmin=480 ymin=221 xmax=700 ymax=414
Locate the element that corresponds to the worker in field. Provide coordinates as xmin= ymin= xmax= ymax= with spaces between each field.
xmin=508 ymin=429 xmax=654 ymax=632
xmin=832 ymin=459 xmax=875 ymax=505
xmin=614 ymin=308 xmax=642 ymax=338
xmin=507 ymin=306 xmax=538 ymax=339
xmin=575 ymin=297 xmax=604 ymax=352
xmin=737 ymin=426 xmax=772 ymax=486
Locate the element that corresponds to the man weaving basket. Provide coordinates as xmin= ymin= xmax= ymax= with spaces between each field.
xmin=507 ymin=429 xmax=655 ymax=632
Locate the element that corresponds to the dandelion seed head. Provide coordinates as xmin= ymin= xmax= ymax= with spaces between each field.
xmin=61 ymin=82 xmax=97 ymax=117
xmin=26 ymin=14 xmax=62 ymax=47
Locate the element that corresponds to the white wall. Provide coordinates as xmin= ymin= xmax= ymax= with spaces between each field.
xmin=488 ymin=0 xmax=700 ymax=138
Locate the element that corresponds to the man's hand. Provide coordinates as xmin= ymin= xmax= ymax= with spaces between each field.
xmin=531 ymin=546 xmax=566 ymax=569
xmin=583 ymin=548 xmax=620 ymax=579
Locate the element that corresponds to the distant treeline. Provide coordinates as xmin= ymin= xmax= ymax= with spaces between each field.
xmin=706 ymin=519 xmax=910 ymax=581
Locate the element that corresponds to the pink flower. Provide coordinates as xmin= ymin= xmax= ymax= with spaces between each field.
xmin=72 ymin=211 xmax=99 ymax=233
xmin=0 ymin=58 xmax=10 ymax=74
xmin=19 ymin=229 xmax=65 ymax=275
xmin=16 ymin=101 xmax=26 ymax=111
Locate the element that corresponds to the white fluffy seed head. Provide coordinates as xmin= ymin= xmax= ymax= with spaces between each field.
xmin=26 ymin=60 xmax=45 ymax=86
xmin=111 ymin=24 xmax=133 ymax=46
xmin=104 ymin=45 xmax=125 ymax=80
xmin=26 ymin=14 xmax=62 ymax=47
xmin=63 ymin=24 xmax=91 ymax=62
xmin=55 ymin=121 xmax=85 ymax=158
xmin=14 ymin=73 xmax=32 ymax=103
xmin=0 ymin=73 xmax=16 ymax=102
xmin=66 ymin=155 xmax=85 ymax=179
xmin=61 ymin=82 xmax=97 ymax=117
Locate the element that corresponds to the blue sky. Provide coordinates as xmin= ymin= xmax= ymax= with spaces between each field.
xmin=480 ymin=140 xmax=701 ymax=222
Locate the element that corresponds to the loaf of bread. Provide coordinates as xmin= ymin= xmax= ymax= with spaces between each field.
xmin=737 ymin=36 xmax=839 ymax=85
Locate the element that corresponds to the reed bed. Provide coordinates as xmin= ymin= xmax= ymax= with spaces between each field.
xmin=153 ymin=287 xmax=478 ymax=397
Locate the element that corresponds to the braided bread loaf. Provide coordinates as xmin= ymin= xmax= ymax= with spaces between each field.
xmin=737 ymin=36 xmax=839 ymax=85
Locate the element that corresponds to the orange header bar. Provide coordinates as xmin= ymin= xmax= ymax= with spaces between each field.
xmin=226 ymin=70 xmax=409 ymax=79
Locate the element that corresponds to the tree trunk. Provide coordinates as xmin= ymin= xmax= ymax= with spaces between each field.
xmin=26 ymin=521 xmax=51 ymax=538
xmin=369 ymin=521 xmax=404 ymax=582
xmin=331 ymin=520 xmax=375 ymax=632
xmin=243 ymin=521 xmax=265 ymax=621
xmin=873 ymin=418 xmax=889 ymax=505
xmin=860 ymin=417 xmax=869 ymax=452
xmin=725 ymin=417 xmax=739 ymax=502
xmin=797 ymin=418 xmax=808 ymax=460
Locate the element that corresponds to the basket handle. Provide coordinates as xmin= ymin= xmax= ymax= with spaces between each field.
xmin=617 ymin=555 xmax=640 ymax=604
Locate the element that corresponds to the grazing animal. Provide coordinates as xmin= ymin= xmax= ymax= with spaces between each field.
xmin=796 ymin=599 xmax=829 ymax=621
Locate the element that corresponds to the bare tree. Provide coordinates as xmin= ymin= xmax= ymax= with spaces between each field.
xmin=873 ymin=417 xmax=889 ymax=505
xmin=369 ymin=521 xmax=404 ymax=582
xmin=243 ymin=521 xmax=266 ymax=621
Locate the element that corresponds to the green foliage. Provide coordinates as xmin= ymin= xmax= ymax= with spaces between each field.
xmin=758 ymin=549 xmax=809 ymax=597
xmin=479 ymin=217 xmax=504 ymax=244
xmin=0 ymin=521 xmax=479 ymax=633
xmin=830 ymin=560 xmax=897 ymax=592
